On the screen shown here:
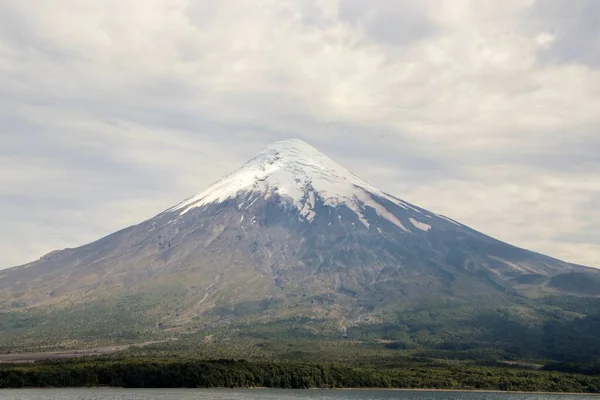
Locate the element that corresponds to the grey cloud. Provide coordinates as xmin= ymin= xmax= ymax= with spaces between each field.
xmin=531 ymin=0 xmax=600 ymax=67
xmin=296 ymin=0 xmax=332 ymax=28
xmin=338 ymin=0 xmax=438 ymax=46
xmin=0 ymin=1 xmax=599 ymax=269
xmin=553 ymin=196 xmax=600 ymax=245
xmin=184 ymin=1 xmax=221 ymax=29
xmin=476 ymin=127 xmax=600 ymax=174
xmin=0 ymin=2 xmax=77 ymax=60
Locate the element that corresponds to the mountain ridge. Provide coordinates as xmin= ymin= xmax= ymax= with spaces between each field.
xmin=1 ymin=138 xmax=599 ymax=354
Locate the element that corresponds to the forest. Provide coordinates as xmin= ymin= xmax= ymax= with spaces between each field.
xmin=2 ymin=296 xmax=600 ymax=392
xmin=1 ymin=358 xmax=600 ymax=392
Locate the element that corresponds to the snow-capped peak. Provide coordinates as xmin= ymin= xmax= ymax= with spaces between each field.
xmin=169 ymin=139 xmax=417 ymax=229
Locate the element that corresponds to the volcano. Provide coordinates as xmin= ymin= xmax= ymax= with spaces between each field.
xmin=1 ymin=139 xmax=598 ymax=343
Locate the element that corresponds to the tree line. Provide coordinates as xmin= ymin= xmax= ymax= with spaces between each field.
xmin=1 ymin=358 xmax=600 ymax=392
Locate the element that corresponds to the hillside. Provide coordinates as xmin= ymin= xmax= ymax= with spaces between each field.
xmin=0 ymin=139 xmax=599 ymax=363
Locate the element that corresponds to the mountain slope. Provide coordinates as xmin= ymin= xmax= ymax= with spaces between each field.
xmin=0 ymin=139 xmax=598 ymax=350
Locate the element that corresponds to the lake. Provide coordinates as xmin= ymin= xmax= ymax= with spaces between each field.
xmin=1 ymin=389 xmax=599 ymax=400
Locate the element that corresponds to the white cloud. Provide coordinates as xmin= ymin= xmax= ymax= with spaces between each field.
xmin=0 ymin=0 xmax=599 ymax=268
xmin=535 ymin=31 xmax=555 ymax=47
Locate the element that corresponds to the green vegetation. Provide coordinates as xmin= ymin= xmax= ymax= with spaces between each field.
xmin=543 ymin=362 xmax=600 ymax=376
xmin=3 ymin=295 xmax=600 ymax=364
xmin=1 ymin=358 xmax=600 ymax=392
xmin=2 ymin=294 xmax=600 ymax=392
xmin=0 ymin=288 xmax=183 ymax=352
xmin=549 ymin=273 xmax=600 ymax=296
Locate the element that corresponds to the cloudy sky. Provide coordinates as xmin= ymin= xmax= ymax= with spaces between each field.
xmin=1 ymin=0 xmax=599 ymax=270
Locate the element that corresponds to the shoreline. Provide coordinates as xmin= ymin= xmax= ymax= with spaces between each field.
xmin=4 ymin=387 xmax=599 ymax=395
xmin=335 ymin=388 xmax=600 ymax=395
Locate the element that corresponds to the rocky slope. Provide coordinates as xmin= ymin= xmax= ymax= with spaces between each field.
xmin=0 ymin=139 xmax=598 ymax=341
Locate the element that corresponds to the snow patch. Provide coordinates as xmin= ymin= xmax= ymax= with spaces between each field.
xmin=300 ymin=189 xmax=317 ymax=221
xmin=168 ymin=139 xmax=413 ymax=233
xmin=353 ymin=190 xmax=408 ymax=231
xmin=409 ymin=218 xmax=431 ymax=232
xmin=438 ymin=215 xmax=460 ymax=226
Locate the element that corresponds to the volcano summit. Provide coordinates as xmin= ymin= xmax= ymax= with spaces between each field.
xmin=1 ymin=139 xmax=599 ymax=349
